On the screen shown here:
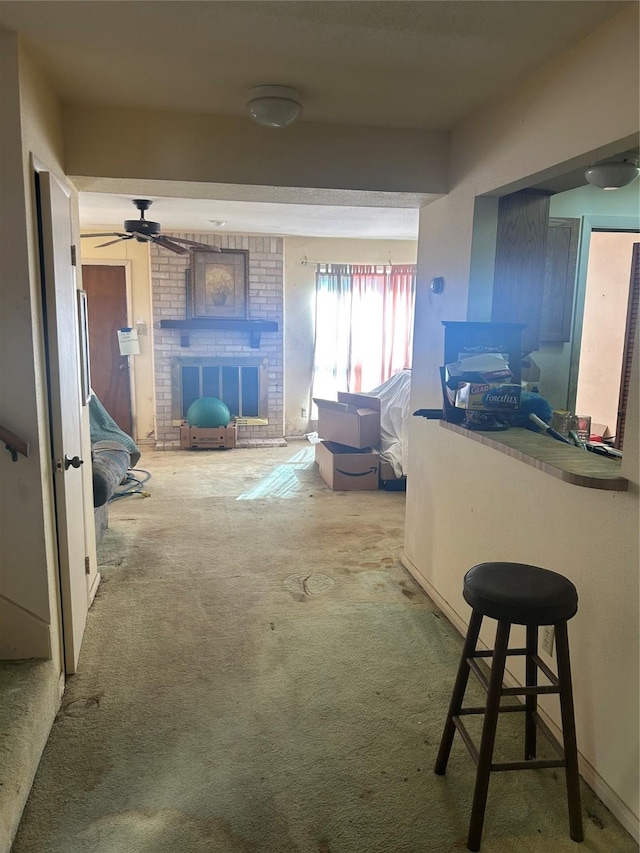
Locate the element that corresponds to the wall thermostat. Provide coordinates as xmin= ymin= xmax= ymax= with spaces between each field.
xmin=430 ymin=276 xmax=445 ymax=293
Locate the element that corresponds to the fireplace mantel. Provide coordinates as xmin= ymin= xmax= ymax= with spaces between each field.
xmin=160 ymin=318 xmax=278 ymax=348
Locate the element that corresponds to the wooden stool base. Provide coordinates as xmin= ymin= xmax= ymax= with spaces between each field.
xmin=435 ymin=611 xmax=583 ymax=851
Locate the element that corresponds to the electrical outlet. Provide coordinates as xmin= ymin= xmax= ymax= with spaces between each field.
xmin=542 ymin=625 xmax=555 ymax=656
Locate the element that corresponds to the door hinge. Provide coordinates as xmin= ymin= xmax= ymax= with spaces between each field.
xmin=71 ymin=244 xmax=77 ymax=266
xmin=85 ymin=556 xmax=91 ymax=575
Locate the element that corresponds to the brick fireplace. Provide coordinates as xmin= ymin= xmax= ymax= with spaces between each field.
xmin=151 ymin=234 xmax=284 ymax=448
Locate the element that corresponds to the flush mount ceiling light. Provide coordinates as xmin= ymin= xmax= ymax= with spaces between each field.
xmin=585 ymin=152 xmax=640 ymax=190
xmin=246 ymin=85 xmax=303 ymax=128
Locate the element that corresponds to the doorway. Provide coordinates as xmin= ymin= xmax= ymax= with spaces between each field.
xmin=575 ymin=231 xmax=639 ymax=443
xmin=82 ymin=263 xmax=134 ymax=436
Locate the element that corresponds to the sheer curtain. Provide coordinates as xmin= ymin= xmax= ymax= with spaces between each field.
xmin=312 ymin=263 xmax=415 ymax=404
xmin=311 ymin=265 xmax=353 ymax=402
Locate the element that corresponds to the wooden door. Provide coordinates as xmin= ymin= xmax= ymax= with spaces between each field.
xmin=82 ymin=264 xmax=133 ymax=435
xmin=37 ymin=170 xmax=88 ymax=674
xmin=491 ymin=189 xmax=553 ymax=353
xmin=540 ymin=218 xmax=580 ymax=343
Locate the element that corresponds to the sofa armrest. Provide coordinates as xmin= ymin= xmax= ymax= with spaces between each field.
xmin=92 ymin=441 xmax=131 ymax=508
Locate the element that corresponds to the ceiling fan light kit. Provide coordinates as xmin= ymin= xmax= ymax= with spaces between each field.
xmin=246 ymin=85 xmax=303 ymax=128
xmin=81 ymin=199 xmax=222 ymax=255
xmin=584 ymin=153 xmax=640 ymax=190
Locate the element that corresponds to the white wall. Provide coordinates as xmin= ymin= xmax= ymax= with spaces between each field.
xmin=405 ymin=6 xmax=639 ymax=837
xmin=284 ymin=237 xmax=417 ymax=435
xmin=64 ymin=105 xmax=448 ymax=195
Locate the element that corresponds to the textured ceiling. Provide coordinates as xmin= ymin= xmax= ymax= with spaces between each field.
xmin=0 ymin=0 xmax=630 ymax=130
xmin=3 ymin=0 xmax=632 ymax=239
xmin=79 ymin=192 xmax=421 ymax=240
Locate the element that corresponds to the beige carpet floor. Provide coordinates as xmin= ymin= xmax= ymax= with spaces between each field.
xmin=11 ymin=445 xmax=637 ymax=853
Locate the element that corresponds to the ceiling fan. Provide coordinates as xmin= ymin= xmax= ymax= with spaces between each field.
xmin=80 ymin=199 xmax=221 ymax=255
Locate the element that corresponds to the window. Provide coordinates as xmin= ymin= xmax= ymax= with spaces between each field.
xmin=312 ymin=264 xmax=415 ymax=402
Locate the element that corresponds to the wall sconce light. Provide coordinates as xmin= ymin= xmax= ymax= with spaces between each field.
xmin=585 ymin=153 xmax=639 ymax=190
xmin=246 ymin=85 xmax=303 ymax=128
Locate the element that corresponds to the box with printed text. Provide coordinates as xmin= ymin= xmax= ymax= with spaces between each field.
xmin=180 ymin=423 xmax=237 ymax=450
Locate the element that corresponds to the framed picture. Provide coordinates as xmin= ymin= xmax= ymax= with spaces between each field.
xmin=77 ymin=289 xmax=91 ymax=405
xmin=188 ymin=248 xmax=249 ymax=320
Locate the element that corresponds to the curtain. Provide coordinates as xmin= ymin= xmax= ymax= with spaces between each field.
xmin=312 ymin=263 xmax=415 ymax=404
xmin=312 ymin=265 xmax=353 ymax=402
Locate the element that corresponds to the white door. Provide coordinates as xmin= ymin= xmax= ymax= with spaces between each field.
xmin=37 ymin=169 xmax=88 ymax=674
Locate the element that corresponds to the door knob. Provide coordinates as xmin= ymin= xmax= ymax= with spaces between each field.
xmin=64 ymin=454 xmax=84 ymax=470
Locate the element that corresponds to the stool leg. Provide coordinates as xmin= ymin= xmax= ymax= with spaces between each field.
xmin=467 ymin=620 xmax=511 ymax=852
xmin=434 ymin=609 xmax=483 ymax=776
xmin=525 ymin=624 xmax=538 ymax=760
xmin=555 ymin=621 xmax=584 ymax=843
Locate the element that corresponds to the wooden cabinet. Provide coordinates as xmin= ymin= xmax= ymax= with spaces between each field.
xmin=540 ymin=218 xmax=580 ymax=343
xmin=491 ymin=190 xmax=553 ymax=353
xmin=491 ymin=192 xmax=580 ymax=351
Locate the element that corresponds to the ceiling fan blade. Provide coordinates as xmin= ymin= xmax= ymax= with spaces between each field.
xmin=153 ymin=236 xmax=189 ymax=255
xmin=80 ymin=232 xmax=128 ymax=239
xmin=162 ymin=236 xmax=222 ymax=250
xmin=95 ymin=235 xmax=135 ymax=248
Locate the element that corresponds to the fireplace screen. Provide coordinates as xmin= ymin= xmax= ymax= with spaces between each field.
xmin=172 ymin=358 xmax=268 ymax=421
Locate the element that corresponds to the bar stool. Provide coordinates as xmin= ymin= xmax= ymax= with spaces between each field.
xmin=434 ymin=562 xmax=583 ymax=851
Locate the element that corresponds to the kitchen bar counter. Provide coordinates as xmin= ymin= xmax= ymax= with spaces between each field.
xmin=441 ymin=421 xmax=628 ymax=491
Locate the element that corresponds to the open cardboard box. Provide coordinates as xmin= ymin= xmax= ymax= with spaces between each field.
xmin=590 ymin=423 xmax=613 ymax=442
xmin=313 ymin=392 xmax=380 ymax=449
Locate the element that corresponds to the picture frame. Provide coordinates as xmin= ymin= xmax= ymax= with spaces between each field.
xmin=188 ymin=248 xmax=249 ymax=320
xmin=77 ymin=289 xmax=91 ymax=405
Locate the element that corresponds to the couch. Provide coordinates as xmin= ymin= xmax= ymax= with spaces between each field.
xmin=92 ymin=441 xmax=131 ymax=543
xmin=89 ymin=392 xmax=141 ymax=543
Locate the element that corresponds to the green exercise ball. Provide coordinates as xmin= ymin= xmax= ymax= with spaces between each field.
xmin=186 ymin=396 xmax=231 ymax=428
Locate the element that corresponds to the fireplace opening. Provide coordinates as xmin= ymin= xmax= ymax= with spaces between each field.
xmin=172 ymin=358 xmax=268 ymax=422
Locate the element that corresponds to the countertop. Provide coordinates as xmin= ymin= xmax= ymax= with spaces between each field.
xmin=440 ymin=421 xmax=628 ymax=491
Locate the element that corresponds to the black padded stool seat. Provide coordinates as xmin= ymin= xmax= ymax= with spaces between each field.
xmin=435 ymin=561 xmax=583 ymax=851
xmin=464 ymin=562 xmax=578 ymax=626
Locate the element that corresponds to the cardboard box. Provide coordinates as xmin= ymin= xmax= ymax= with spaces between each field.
xmin=313 ymin=393 xmax=380 ymax=449
xmin=455 ymin=382 xmax=521 ymax=411
xmin=379 ymin=459 xmax=399 ymax=481
xmin=180 ymin=423 xmax=237 ymax=449
xmin=379 ymin=458 xmax=406 ymax=491
xmin=315 ymin=441 xmax=379 ymax=490
xmin=590 ymin=423 xmax=613 ymax=442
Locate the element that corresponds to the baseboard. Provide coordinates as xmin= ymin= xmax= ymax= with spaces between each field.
xmin=236 ymin=438 xmax=288 ymax=448
xmin=400 ymin=553 xmax=640 ymax=843
xmin=88 ymin=572 xmax=101 ymax=606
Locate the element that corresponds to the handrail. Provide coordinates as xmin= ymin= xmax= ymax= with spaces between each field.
xmin=0 ymin=424 xmax=30 ymax=462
